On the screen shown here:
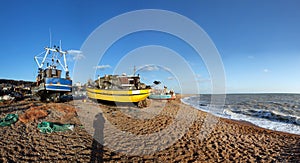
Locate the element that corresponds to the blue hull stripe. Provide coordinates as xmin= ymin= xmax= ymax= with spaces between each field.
xmin=45 ymin=84 xmax=71 ymax=87
xmin=45 ymin=78 xmax=72 ymax=86
xmin=45 ymin=85 xmax=71 ymax=91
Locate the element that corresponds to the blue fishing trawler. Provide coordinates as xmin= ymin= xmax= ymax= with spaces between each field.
xmin=33 ymin=43 xmax=72 ymax=102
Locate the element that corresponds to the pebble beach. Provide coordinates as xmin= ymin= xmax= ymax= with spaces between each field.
xmin=1 ymin=95 xmax=300 ymax=162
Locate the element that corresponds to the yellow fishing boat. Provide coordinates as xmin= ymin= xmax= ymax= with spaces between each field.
xmin=87 ymin=74 xmax=151 ymax=107
xmin=87 ymin=88 xmax=151 ymax=102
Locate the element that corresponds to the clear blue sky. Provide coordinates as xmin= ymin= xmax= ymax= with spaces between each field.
xmin=1 ymin=0 xmax=300 ymax=93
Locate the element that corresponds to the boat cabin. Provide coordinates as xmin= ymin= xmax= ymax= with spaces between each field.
xmin=44 ymin=68 xmax=62 ymax=78
xmin=96 ymin=75 xmax=147 ymax=90
xmin=36 ymin=66 xmax=70 ymax=86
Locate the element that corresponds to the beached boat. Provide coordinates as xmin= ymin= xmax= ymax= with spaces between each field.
xmin=148 ymin=94 xmax=176 ymax=100
xmin=32 ymin=44 xmax=72 ymax=102
xmin=149 ymin=86 xmax=176 ymax=100
xmin=87 ymin=74 xmax=151 ymax=107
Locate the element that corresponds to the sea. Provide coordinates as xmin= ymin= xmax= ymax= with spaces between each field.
xmin=181 ymin=94 xmax=300 ymax=135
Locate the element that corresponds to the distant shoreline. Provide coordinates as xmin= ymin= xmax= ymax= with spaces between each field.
xmin=1 ymin=78 xmax=300 ymax=95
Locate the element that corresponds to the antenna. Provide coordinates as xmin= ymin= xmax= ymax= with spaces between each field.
xmin=133 ymin=65 xmax=136 ymax=76
xmin=49 ymin=28 xmax=52 ymax=48
xmin=60 ymin=40 xmax=62 ymax=51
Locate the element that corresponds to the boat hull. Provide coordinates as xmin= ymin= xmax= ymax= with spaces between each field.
xmin=87 ymin=88 xmax=151 ymax=102
xmin=149 ymin=94 xmax=176 ymax=100
xmin=44 ymin=78 xmax=72 ymax=92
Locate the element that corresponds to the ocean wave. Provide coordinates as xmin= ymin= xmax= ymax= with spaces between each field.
xmin=229 ymin=109 xmax=300 ymax=126
xmin=182 ymin=94 xmax=300 ymax=135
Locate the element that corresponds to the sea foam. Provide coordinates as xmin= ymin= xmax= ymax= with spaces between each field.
xmin=181 ymin=94 xmax=300 ymax=135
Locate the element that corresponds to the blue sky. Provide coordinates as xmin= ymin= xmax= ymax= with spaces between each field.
xmin=1 ymin=0 xmax=300 ymax=93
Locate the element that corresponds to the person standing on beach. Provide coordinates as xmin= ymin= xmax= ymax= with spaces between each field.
xmin=163 ymin=86 xmax=169 ymax=95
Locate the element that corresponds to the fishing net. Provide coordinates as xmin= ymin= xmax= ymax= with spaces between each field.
xmin=0 ymin=114 xmax=18 ymax=127
xmin=19 ymin=106 xmax=49 ymax=123
xmin=37 ymin=121 xmax=74 ymax=134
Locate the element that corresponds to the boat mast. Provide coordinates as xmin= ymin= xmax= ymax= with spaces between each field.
xmin=133 ymin=65 xmax=136 ymax=76
xmin=34 ymin=44 xmax=69 ymax=73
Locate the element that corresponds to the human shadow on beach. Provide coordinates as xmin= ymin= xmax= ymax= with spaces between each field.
xmin=90 ymin=113 xmax=105 ymax=163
